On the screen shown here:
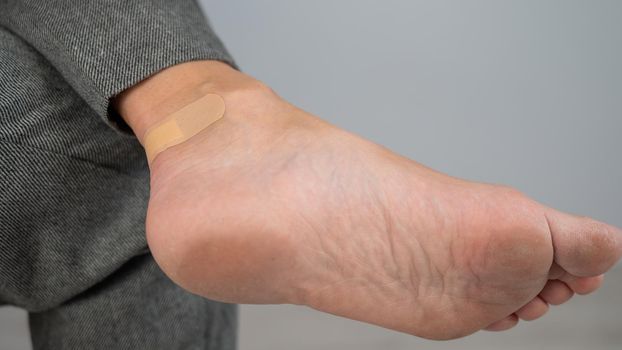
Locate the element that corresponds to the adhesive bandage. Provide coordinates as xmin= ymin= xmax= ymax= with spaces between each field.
xmin=143 ymin=93 xmax=225 ymax=164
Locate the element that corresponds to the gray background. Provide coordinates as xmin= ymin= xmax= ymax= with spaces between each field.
xmin=1 ymin=0 xmax=621 ymax=349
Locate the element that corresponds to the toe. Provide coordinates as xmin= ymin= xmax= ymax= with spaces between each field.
xmin=548 ymin=262 xmax=565 ymax=279
xmin=545 ymin=211 xmax=622 ymax=277
xmin=560 ymin=274 xmax=604 ymax=295
xmin=539 ymin=280 xmax=574 ymax=305
xmin=484 ymin=314 xmax=519 ymax=332
xmin=516 ymin=296 xmax=549 ymax=321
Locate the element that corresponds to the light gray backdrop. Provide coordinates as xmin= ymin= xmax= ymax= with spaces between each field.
xmin=1 ymin=0 xmax=620 ymax=349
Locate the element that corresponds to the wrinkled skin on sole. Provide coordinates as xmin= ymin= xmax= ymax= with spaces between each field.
xmin=145 ymin=85 xmax=622 ymax=340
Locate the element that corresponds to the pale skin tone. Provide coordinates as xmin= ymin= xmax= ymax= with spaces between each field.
xmin=115 ymin=60 xmax=622 ymax=340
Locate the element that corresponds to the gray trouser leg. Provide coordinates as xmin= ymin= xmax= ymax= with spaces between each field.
xmin=28 ymin=254 xmax=237 ymax=350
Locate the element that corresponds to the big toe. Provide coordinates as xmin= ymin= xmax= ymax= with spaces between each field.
xmin=546 ymin=210 xmax=622 ymax=277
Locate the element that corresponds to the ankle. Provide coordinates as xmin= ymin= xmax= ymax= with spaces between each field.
xmin=113 ymin=60 xmax=266 ymax=143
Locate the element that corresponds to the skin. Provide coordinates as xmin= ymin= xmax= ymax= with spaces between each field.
xmin=115 ymin=61 xmax=622 ymax=340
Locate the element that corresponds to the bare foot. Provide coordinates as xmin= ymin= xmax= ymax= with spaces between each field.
xmin=138 ymin=69 xmax=622 ymax=340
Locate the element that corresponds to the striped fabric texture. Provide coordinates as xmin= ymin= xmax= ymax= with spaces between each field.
xmin=0 ymin=1 xmax=237 ymax=348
